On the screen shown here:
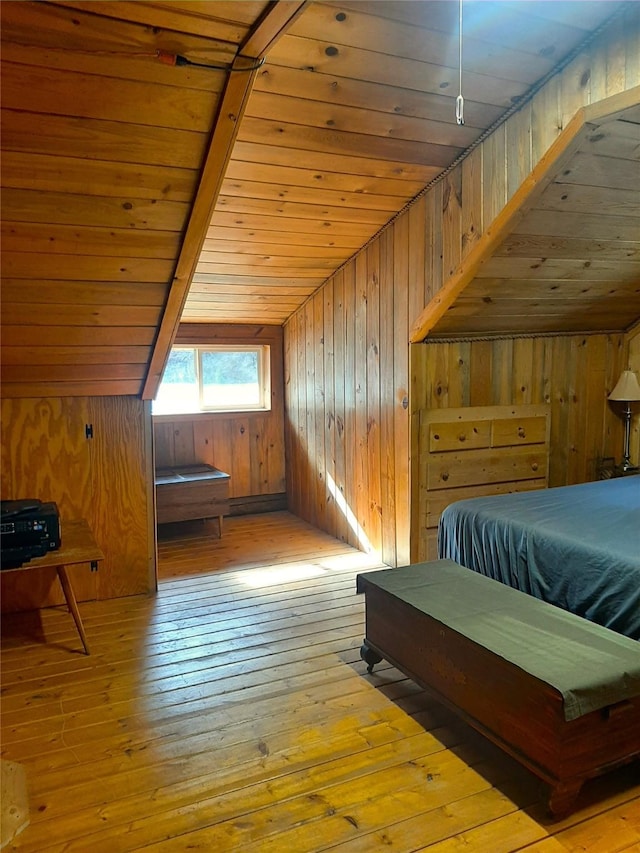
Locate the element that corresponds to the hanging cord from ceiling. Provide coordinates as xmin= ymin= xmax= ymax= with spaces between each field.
xmin=408 ymin=0 xmax=631 ymax=208
xmin=456 ymin=0 xmax=464 ymax=126
xmin=305 ymin=0 xmax=631 ymax=300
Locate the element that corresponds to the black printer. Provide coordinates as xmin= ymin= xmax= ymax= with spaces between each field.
xmin=0 ymin=499 xmax=61 ymax=569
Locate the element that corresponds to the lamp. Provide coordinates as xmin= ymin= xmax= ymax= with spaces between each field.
xmin=608 ymin=368 xmax=640 ymax=471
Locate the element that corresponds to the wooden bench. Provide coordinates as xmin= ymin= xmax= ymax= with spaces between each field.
xmin=155 ymin=464 xmax=230 ymax=537
xmin=357 ymin=559 xmax=640 ymax=817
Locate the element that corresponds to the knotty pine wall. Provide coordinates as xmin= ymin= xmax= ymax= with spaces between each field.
xmin=284 ymin=9 xmax=639 ymax=565
xmin=1 ymin=395 xmax=155 ymax=612
xmin=285 ymin=238 xmax=410 ymax=567
xmin=411 ymin=334 xmax=627 ymax=561
xmin=412 ymin=335 xmax=627 ymax=486
xmin=153 ymin=324 xmax=286 ymax=507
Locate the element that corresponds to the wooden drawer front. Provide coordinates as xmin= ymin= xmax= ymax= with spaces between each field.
xmin=156 ymin=480 xmax=229 ymax=524
xmin=417 ymin=403 xmax=550 ymax=560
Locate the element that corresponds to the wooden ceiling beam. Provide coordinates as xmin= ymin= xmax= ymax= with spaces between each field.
xmin=240 ymin=1 xmax=309 ymax=59
xmin=408 ymin=112 xmax=587 ymax=343
xmin=141 ymin=1 xmax=308 ymax=400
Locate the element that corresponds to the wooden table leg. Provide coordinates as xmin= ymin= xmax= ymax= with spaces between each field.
xmin=217 ymin=515 xmax=223 ymax=538
xmin=56 ymin=566 xmax=90 ymax=655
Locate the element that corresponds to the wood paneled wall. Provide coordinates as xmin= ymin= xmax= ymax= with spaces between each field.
xmin=411 ymin=337 xmax=625 ymax=561
xmin=153 ymin=324 xmax=286 ymax=503
xmin=285 ymin=236 xmax=410 ymax=567
xmin=284 ymin=9 xmax=639 ymax=565
xmin=1 ymin=395 xmax=154 ymax=612
xmin=412 ymin=335 xmax=626 ymax=486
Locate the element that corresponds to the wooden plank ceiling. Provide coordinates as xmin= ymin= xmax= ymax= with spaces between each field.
xmin=0 ymin=0 xmax=303 ymax=398
xmin=0 ymin=0 xmax=631 ymax=398
xmin=410 ymin=92 xmax=640 ymax=341
xmin=183 ymin=0 xmax=631 ymax=326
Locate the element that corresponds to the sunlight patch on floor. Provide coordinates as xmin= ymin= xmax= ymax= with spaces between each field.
xmin=240 ymin=562 xmax=329 ymax=587
xmin=239 ymin=551 xmax=383 ymax=588
xmin=316 ymin=551 xmax=385 ymax=572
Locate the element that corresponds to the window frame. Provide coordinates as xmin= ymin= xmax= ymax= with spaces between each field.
xmin=152 ymin=343 xmax=272 ymax=417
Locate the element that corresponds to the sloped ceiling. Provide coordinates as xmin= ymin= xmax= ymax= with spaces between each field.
xmin=184 ymin=0 xmax=631 ymax=327
xmin=0 ymin=0 xmax=633 ymax=400
xmin=410 ymin=91 xmax=640 ymax=341
xmin=0 ymin=0 xmax=305 ymax=398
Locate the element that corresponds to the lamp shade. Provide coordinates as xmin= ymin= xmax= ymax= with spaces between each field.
xmin=609 ymin=369 xmax=640 ymax=402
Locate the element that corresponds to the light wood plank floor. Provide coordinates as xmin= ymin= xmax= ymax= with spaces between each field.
xmin=1 ymin=511 xmax=639 ymax=851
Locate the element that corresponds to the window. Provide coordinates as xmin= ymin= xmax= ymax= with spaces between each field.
xmin=153 ymin=345 xmax=271 ymax=415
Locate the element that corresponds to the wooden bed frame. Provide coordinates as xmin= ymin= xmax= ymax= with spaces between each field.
xmin=357 ymin=560 xmax=640 ymax=817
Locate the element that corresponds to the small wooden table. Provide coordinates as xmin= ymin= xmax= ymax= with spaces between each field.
xmin=2 ymin=519 xmax=104 ymax=655
xmin=155 ymin=464 xmax=230 ymax=537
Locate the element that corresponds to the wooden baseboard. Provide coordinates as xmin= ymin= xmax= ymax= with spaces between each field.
xmin=229 ymin=494 xmax=287 ymax=515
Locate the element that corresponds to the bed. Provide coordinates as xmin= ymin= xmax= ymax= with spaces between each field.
xmin=437 ymin=475 xmax=640 ymax=639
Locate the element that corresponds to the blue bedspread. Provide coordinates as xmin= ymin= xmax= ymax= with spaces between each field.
xmin=437 ymin=476 xmax=640 ymax=639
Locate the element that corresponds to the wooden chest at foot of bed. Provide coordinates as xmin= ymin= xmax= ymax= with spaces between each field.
xmin=356 ymin=560 xmax=640 ymax=817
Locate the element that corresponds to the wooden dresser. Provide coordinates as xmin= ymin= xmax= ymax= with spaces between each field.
xmin=155 ymin=464 xmax=230 ymax=536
